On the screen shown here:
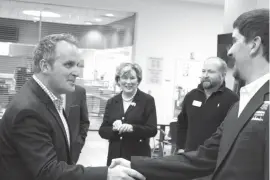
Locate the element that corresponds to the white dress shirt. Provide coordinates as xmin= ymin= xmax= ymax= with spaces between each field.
xmin=33 ymin=75 xmax=70 ymax=147
xmin=238 ymin=73 xmax=270 ymax=117
xmin=61 ymin=94 xmax=66 ymax=110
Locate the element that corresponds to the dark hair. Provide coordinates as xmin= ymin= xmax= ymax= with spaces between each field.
xmin=233 ymin=9 xmax=269 ymax=62
xmin=33 ymin=33 xmax=78 ymax=73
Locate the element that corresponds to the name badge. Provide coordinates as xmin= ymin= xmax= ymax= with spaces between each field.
xmin=251 ymin=101 xmax=269 ymax=121
xmin=192 ymin=100 xmax=202 ymax=107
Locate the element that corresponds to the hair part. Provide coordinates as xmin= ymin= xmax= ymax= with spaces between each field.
xmin=115 ymin=62 xmax=142 ymax=86
xmin=233 ymin=9 xmax=269 ymax=62
xmin=33 ymin=33 xmax=78 ymax=73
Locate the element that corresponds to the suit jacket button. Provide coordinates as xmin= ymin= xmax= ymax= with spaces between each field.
xmin=120 ymin=137 xmax=123 ymax=140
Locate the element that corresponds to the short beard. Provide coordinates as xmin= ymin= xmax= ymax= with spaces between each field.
xmin=202 ymin=81 xmax=212 ymax=89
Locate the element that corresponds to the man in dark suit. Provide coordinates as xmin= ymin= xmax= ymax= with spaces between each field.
xmin=0 ymin=33 xmax=145 ymax=180
xmin=64 ymin=85 xmax=89 ymax=163
xmin=110 ymin=9 xmax=269 ymax=180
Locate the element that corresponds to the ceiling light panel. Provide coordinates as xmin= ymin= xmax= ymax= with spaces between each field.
xmin=94 ymin=18 xmax=102 ymax=22
xmin=105 ymin=13 xmax=114 ymax=17
xmin=23 ymin=10 xmax=61 ymax=18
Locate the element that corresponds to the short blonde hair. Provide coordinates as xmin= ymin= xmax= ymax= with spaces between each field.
xmin=115 ymin=62 xmax=142 ymax=86
xmin=206 ymin=57 xmax=228 ymax=75
xmin=33 ymin=33 xmax=78 ymax=73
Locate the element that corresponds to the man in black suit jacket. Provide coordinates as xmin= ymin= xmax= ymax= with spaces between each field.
xmin=0 ymin=33 xmax=145 ymax=180
xmin=65 ymin=85 xmax=89 ymax=163
xmin=110 ymin=9 xmax=269 ymax=180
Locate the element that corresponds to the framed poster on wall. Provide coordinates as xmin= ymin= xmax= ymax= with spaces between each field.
xmin=146 ymin=57 xmax=163 ymax=85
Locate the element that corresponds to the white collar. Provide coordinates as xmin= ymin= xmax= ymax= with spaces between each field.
xmin=240 ymin=73 xmax=270 ymax=96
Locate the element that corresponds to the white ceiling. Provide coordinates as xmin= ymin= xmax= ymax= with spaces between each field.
xmin=180 ymin=0 xmax=224 ymax=6
xmin=0 ymin=0 xmax=224 ymax=26
xmin=0 ymin=1 xmax=135 ymax=25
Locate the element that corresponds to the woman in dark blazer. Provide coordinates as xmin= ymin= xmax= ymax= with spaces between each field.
xmin=99 ymin=62 xmax=157 ymax=166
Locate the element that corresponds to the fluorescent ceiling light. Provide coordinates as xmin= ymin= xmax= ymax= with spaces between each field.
xmin=23 ymin=10 xmax=61 ymax=18
xmin=105 ymin=13 xmax=114 ymax=17
xmin=33 ymin=17 xmax=40 ymax=21
xmin=95 ymin=18 xmax=102 ymax=22
xmin=84 ymin=21 xmax=93 ymax=25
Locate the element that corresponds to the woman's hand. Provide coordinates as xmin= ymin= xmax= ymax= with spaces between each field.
xmin=118 ymin=124 xmax=133 ymax=134
xmin=112 ymin=120 xmax=122 ymax=131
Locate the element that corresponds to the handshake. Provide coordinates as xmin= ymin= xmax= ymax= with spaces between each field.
xmin=107 ymin=158 xmax=145 ymax=180
xmin=113 ymin=120 xmax=133 ymax=134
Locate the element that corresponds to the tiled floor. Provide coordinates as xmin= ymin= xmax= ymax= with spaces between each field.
xmin=77 ymin=130 xmax=173 ymax=167
xmin=77 ymin=131 xmax=108 ymax=166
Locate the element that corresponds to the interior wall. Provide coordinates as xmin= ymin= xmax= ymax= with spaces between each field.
xmin=257 ymin=0 xmax=269 ymax=8
xmin=132 ymin=2 xmax=224 ymax=123
xmin=17 ymin=0 xmax=224 ymax=124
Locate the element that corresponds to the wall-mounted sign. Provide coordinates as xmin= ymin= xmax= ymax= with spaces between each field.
xmin=147 ymin=57 xmax=163 ymax=85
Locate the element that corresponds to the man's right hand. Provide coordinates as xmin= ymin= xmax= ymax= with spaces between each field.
xmin=109 ymin=158 xmax=131 ymax=168
xmin=107 ymin=165 xmax=145 ymax=180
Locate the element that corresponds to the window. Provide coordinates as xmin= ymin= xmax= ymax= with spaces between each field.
xmin=0 ymin=0 xmax=136 ymax=131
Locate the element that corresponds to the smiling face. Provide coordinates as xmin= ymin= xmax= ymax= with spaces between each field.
xmin=42 ymin=40 xmax=81 ymax=95
xmin=118 ymin=66 xmax=139 ymax=95
xmin=201 ymin=59 xmax=224 ymax=90
xmin=227 ymin=28 xmax=253 ymax=81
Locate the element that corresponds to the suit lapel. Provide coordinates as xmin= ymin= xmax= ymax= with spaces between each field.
xmin=46 ymin=104 xmax=70 ymax=152
xmin=125 ymin=104 xmax=134 ymax=116
xmin=124 ymin=89 xmax=141 ymax=116
xmin=65 ymin=92 xmax=73 ymax=117
xmin=215 ymin=102 xmax=239 ymax=169
xmin=29 ymin=78 xmax=71 ymax=157
xmin=62 ymin=110 xmax=73 ymax=162
xmin=216 ymin=81 xmax=269 ymax=169
xmin=114 ymin=93 xmax=124 ymax=117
